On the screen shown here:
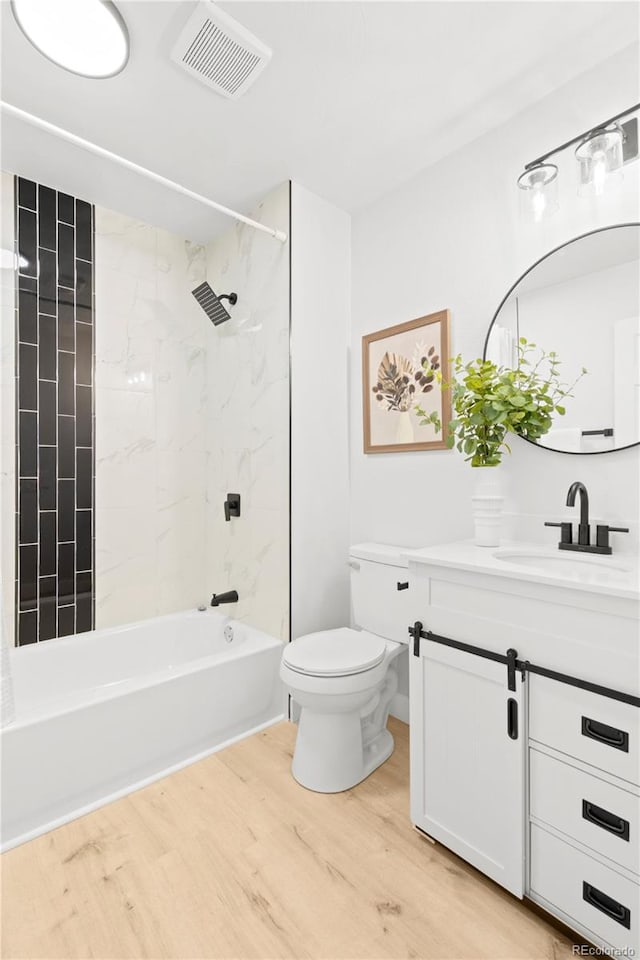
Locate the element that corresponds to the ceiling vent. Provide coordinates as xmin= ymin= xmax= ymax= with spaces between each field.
xmin=170 ymin=1 xmax=272 ymax=100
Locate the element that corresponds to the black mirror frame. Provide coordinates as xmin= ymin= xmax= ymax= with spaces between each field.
xmin=483 ymin=222 xmax=640 ymax=456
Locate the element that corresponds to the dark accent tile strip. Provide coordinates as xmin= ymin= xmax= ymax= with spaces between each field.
xmin=18 ymin=343 xmax=37 ymax=411
xmin=38 ymin=247 xmax=57 ymax=315
xmin=18 ymin=208 xmax=37 ymax=278
xmin=19 ymin=412 xmax=37 ymax=477
xmin=19 ymin=478 xmax=38 ymax=544
xmin=39 ymin=380 xmax=57 ymax=445
xmin=38 ymin=185 xmax=57 ymax=250
xmin=14 ymin=177 xmax=95 ymax=643
xmin=18 ymin=178 xmax=36 ymax=211
xmin=38 ymin=315 xmax=57 ymax=381
xmin=18 ymin=288 xmax=37 ymax=344
xmin=18 ymin=610 xmax=37 ymax=645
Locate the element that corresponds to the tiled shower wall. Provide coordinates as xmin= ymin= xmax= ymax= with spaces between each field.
xmin=14 ymin=177 xmax=95 ymax=645
xmin=1 ymin=175 xmax=290 ymax=645
xmin=204 ymin=183 xmax=290 ymax=642
xmin=93 ymin=209 xmax=209 ymax=628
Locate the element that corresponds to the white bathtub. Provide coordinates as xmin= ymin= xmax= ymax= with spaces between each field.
xmin=1 ymin=609 xmax=285 ymax=851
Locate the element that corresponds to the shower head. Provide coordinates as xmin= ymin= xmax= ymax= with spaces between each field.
xmin=192 ymin=281 xmax=238 ymax=326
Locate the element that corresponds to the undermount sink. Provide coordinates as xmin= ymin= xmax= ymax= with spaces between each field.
xmin=493 ymin=548 xmax=633 ymax=583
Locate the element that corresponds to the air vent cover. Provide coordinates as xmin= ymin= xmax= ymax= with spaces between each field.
xmin=170 ymin=1 xmax=271 ymax=100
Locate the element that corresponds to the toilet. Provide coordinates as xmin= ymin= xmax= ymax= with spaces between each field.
xmin=281 ymin=543 xmax=410 ymax=793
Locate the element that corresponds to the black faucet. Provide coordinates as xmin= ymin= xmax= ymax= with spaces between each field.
xmin=566 ymin=481 xmax=590 ymax=546
xmin=545 ymin=481 xmax=629 ymax=555
xmin=211 ymin=590 xmax=239 ymax=607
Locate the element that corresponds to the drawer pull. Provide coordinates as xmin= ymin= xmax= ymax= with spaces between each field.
xmin=582 ymin=882 xmax=631 ymax=929
xmin=582 ymin=800 xmax=630 ymax=841
xmin=581 ymin=716 xmax=629 ymax=753
xmin=397 ymin=581 xmax=409 ymax=591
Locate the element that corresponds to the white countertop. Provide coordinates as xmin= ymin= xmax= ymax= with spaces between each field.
xmin=405 ymin=540 xmax=640 ymax=602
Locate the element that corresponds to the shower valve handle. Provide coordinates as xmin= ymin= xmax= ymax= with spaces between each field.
xmin=224 ymin=494 xmax=241 ymax=522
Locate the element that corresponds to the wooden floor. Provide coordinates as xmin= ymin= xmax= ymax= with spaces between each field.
xmin=1 ymin=718 xmax=576 ymax=960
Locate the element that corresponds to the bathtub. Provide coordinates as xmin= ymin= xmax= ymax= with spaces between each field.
xmin=1 ymin=609 xmax=285 ymax=851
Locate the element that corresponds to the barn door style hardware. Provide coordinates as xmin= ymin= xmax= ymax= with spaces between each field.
xmin=408 ymin=622 xmax=640 ymax=708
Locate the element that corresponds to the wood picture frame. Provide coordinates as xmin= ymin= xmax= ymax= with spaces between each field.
xmin=362 ymin=309 xmax=451 ymax=453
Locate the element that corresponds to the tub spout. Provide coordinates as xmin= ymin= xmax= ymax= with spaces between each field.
xmin=211 ymin=590 xmax=239 ymax=607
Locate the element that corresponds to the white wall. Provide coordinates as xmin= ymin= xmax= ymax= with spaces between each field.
xmin=350 ymin=44 xmax=640 ymax=561
xmin=350 ymin=45 xmax=640 ymax=714
xmin=204 ymin=183 xmax=290 ymax=642
xmin=290 ymin=184 xmax=351 ymax=641
xmin=94 ymin=209 xmax=209 ymax=628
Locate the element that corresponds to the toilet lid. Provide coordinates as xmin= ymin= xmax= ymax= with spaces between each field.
xmin=283 ymin=628 xmax=387 ymax=677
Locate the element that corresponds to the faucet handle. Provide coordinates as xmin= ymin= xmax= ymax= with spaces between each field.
xmin=544 ymin=521 xmax=573 ymax=545
xmin=595 ymin=525 xmax=629 ymax=553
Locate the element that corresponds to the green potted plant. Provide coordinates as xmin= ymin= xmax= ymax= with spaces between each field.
xmin=416 ymin=338 xmax=586 ymax=545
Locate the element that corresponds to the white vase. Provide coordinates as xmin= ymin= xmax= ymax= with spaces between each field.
xmin=396 ymin=410 xmax=414 ymax=444
xmin=471 ymin=465 xmax=504 ymax=547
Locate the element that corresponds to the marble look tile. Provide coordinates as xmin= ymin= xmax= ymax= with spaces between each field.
xmin=94 ymin=209 xmax=157 ymax=280
xmin=89 ymin=183 xmax=290 ymax=635
xmin=95 ymin=388 xmax=156 ymax=510
xmin=155 ymin=501 xmax=207 ymax=615
xmin=155 ymin=340 xmax=206 ymax=452
xmin=204 ymin=182 xmax=290 ymax=641
xmin=93 ymin=212 xmax=210 ymax=628
xmin=95 ymin=508 xmax=156 ymax=629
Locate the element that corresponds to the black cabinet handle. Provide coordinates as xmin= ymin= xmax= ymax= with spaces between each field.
xmin=583 ymin=882 xmax=631 ymax=929
xmin=507 ymin=698 xmax=518 ymax=740
xmin=582 ymin=800 xmax=630 ymax=841
xmin=582 ymin=716 xmax=629 ymax=753
xmin=397 ymin=581 xmax=409 ymax=591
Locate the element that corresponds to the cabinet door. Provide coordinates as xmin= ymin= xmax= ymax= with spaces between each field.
xmin=410 ymin=639 xmax=525 ymax=897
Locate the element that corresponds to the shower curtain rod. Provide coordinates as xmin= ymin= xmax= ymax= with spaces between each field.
xmin=0 ymin=101 xmax=288 ymax=243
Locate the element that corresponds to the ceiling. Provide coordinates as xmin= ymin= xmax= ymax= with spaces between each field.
xmin=1 ymin=1 xmax=637 ymax=241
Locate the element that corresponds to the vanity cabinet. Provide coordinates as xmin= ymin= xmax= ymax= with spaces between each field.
xmin=410 ymin=637 xmax=525 ymax=896
xmin=407 ymin=544 xmax=639 ymax=957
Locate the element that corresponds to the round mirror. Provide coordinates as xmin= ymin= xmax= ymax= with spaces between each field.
xmin=484 ymin=224 xmax=640 ymax=454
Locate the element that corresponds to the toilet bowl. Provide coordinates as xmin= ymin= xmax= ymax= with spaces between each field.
xmin=281 ymin=543 xmax=410 ymax=793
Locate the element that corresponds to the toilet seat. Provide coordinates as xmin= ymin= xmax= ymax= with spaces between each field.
xmin=282 ymin=627 xmax=387 ymax=678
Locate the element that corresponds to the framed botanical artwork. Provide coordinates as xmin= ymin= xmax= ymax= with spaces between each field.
xmin=362 ymin=309 xmax=451 ymax=453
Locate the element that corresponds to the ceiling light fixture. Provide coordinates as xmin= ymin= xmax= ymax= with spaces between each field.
xmin=517 ymin=103 xmax=639 ymax=221
xmin=11 ymin=0 xmax=129 ymax=79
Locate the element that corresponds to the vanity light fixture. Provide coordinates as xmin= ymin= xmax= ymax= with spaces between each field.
xmin=517 ymin=103 xmax=639 ymax=220
xmin=575 ymin=126 xmax=624 ymax=197
xmin=11 ymin=0 xmax=129 ymax=79
xmin=516 ymin=163 xmax=558 ymax=223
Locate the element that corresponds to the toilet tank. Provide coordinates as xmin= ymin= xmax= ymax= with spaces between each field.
xmin=349 ymin=543 xmax=411 ymax=644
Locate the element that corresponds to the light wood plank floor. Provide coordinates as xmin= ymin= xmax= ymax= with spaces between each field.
xmin=2 ymin=718 xmax=577 ymax=960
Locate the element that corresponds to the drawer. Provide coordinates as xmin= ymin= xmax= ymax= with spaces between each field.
xmin=530 ymin=749 xmax=639 ymax=875
xmin=530 ymin=824 xmax=639 ymax=954
xmin=529 ymin=676 xmax=639 ymax=786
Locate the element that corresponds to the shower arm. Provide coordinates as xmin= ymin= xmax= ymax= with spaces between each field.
xmin=1 ymin=101 xmax=288 ymax=244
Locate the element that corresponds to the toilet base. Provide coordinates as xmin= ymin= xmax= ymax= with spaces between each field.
xmin=291 ymin=714 xmax=395 ymax=793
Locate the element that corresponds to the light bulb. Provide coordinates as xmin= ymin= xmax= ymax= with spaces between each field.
xmin=591 ymin=150 xmax=607 ymax=196
xmin=531 ymin=186 xmax=546 ymax=222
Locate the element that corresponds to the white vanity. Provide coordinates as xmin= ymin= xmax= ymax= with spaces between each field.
xmin=407 ymin=541 xmax=639 ymax=955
